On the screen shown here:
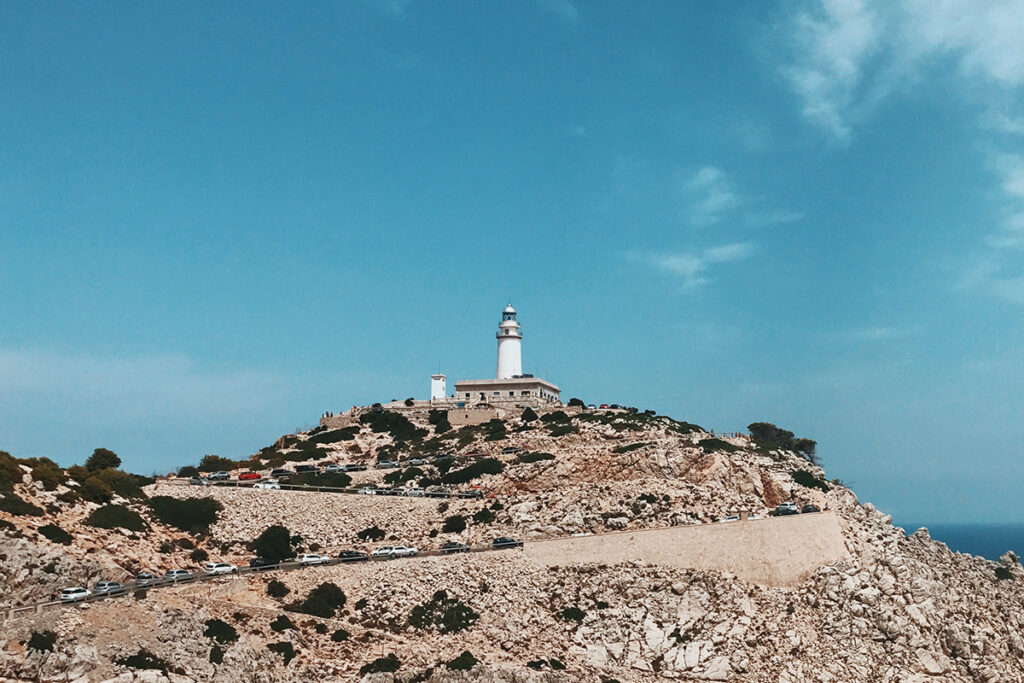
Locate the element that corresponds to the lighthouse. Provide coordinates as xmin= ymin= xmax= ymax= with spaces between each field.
xmin=496 ymin=304 xmax=523 ymax=379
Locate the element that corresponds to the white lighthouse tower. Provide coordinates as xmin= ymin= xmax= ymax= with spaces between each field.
xmin=496 ymin=304 xmax=523 ymax=379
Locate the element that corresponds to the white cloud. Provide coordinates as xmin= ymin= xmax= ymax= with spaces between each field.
xmin=644 ymin=242 xmax=754 ymax=288
xmin=536 ymin=0 xmax=579 ymax=23
xmin=684 ymin=166 xmax=740 ymax=227
xmin=849 ymin=326 xmax=910 ymax=341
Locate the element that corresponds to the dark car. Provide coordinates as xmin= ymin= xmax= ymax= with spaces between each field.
xmin=457 ymin=490 xmax=483 ymax=499
xmin=338 ymin=550 xmax=369 ymax=563
xmin=270 ymin=468 xmax=294 ymax=479
xmin=500 ymin=446 xmax=520 ymax=454
xmin=207 ymin=471 xmax=230 ymax=481
xmin=424 ymin=488 xmax=451 ymax=498
xmin=441 ymin=541 xmax=470 ymax=555
xmin=295 ymin=465 xmax=319 ymax=474
xmin=375 ymin=460 xmax=400 ymax=469
xmin=432 ymin=454 xmax=454 ymax=462
xmin=341 ymin=463 xmax=367 ymax=472
xmin=377 ymin=487 xmax=402 ymax=496
xmin=801 ymin=504 xmax=820 ymax=514
xmin=492 ymin=537 xmax=523 ymax=550
xmin=249 ymin=557 xmax=279 ymax=571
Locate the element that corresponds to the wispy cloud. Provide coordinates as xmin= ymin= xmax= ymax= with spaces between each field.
xmin=849 ymin=326 xmax=911 ymax=342
xmin=683 ymin=166 xmax=740 ymax=227
xmin=364 ymin=0 xmax=412 ymax=19
xmin=639 ymin=242 xmax=754 ymax=288
xmin=536 ymin=0 xmax=579 ymax=23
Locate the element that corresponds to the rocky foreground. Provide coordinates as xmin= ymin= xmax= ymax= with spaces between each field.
xmin=2 ymin=408 xmax=1023 ymax=681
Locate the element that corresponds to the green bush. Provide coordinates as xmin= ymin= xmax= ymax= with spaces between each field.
xmin=250 ymin=525 xmax=297 ymax=562
xmin=203 ymin=619 xmax=238 ymax=644
xmin=287 ymin=472 xmax=352 ymax=489
xmin=177 ymin=466 xmax=199 ymax=478
xmin=520 ymin=407 xmax=538 ymax=422
xmin=198 ymin=454 xmax=237 ymax=472
xmin=472 ymin=508 xmax=495 ymax=524
xmin=38 ymin=524 xmax=72 ymax=545
xmin=0 ymin=451 xmax=21 ymax=491
xmin=85 ymin=448 xmax=121 ymax=471
xmin=558 ymin=606 xmax=586 ymax=622
xmin=447 ymin=650 xmax=479 ymax=670
xmin=516 ymin=451 xmax=554 ymax=463
xmin=428 ymin=410 xmax=448 ymax=426
xmin=483 ymin=419 xmax=507 ymax=441
xmin=612 ymin=442 xmax=647 ymax=454
xmin=267 ymin=580 xmax=290 ymax=599
xmin=434 ymin=418 xmax=452 ymax=434
xmin=267 ymin=641 xmax=297 ymax=665
xmin=549 ymin=658 xmax=566 ymax=670
xmin=442 ymin=515 xmax=466 ymax=533
xmin=441 ymin=458 xmax=504 ymax=485
xmin=308 ymin=427 xmax=359 ymax=444
xmin=269 ymin=614 xmax=295 ymax=632
xmin=567 ymin=397 xmax=586 ymax=407
xmin=698 ymin=438 xmax=739 ymax=453
xmin=286 ymin=582 xmax=346 ymax=618
xmin=190 ymin=548 xmax=209 ymax=562
xmin=116 ymin=649 xmax=180 ymax=674
xmin=359 ymin=653 xmax=400 ymax=675
xmin=85 ymin=504 xmax=147 ymax=531
xmin=0 ymin=492 xmax=44 ymax=516
xmin=995 ymin=566 xmax=1014 ymax=580
xmin=547 ymin=423 xmax=577 ymax=437
xmin=23 ymin=458 xmax=65 ymax=490
xmin=331 ymin=628 xmax=349 ymax=642
xmin=540 ymin=411 xmax=569 ymax=423
xmin=357 ymin=525 xmax=386 ymax=542
xmin=408 ymin=590 xmax=479 ymax=633
xmin=148 ymin=496 xmax=222 ymax=533
xmin=25 ymin=630 xmax=56 ymax=652
xmin=792 ymin=469 xmax=830 ymax=492
xmin=359 ymin=410 xmax=427 ymax=442
xmin=209 ymin=645 xmax=224 ymax=664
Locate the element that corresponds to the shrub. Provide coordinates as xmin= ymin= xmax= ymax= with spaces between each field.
xmin=287 ymin=472 xmax=352 ymax=489
xmin=447 ymin=650 xmax=479 ymax=671
xmin=996 ymin=566 xmax=1014 ymax=580
xmin=250 ymin=525 xmax=296 ymax=562
xmin=38 ymin=524 xmax=72 ymax=545
xmin=549 ymin=658 xmax=566 ymax=670
xmin=434 ymin=418 xmax=452 ymax=434
xmin=269 ymin=614 xmax=295 ymax=632
xmin=792 ymin=470 xmax=830 ymax=492
xmin=408 ymin=590 xmax=479 ymax=633
xmin=267 ymin=580 xmax=290 ymax=598
xmin=520 ymin=407 xmax=538 ymax=422
xmin=116 ymin=649 xmax=179 ymax=674
xmin=483 ymin=419 xmax=507 ymax=441
xmin=526 ymin=660 xmax=546 ymax=669
xmin=359 ymin=410 xmax=427 ymax=443
xmin=359 ymin=653 xmax=400 ymax=675
xmin=203 ymin=619 xmax=238 ymax=644
xmin=198 ymin=454 xmax=237 ymax=472
xmin=612 ymin=442 xmax=646 ymax=454
xmin=26 ymin=630 xmax=56 ymax=652
xmin=442 ymin=515 xmax=466 ymax=533
xmin=78 ymin=476 xmax=113 ymax=504
xmin=85 ymin=448 xmax=121 ymax=471
xmin=23 ymin=458 xmax=65 ymax=490
xmin=567 ymin=398 xmax=585 ymax=407
xmin=441 ymin=458 xmax=504 ymax=485
xmin=472 ymin=508 xmax=495 ymax=524
xmin=177 ymin=465 xmax=199 ymax=478
xmin=354 ymin=598 xmax=368 ymax=610
xmin=0 ymin=451 xmax=21 ymax=491
xmin=516 ymin=451 xmax=554 ymax=464
xmin=307 ymin=426 xmax=359 ymax=444
xmin=558 ymin=606 xmax=586 ymax=622
xmin=148 ymin=496 xmax=222 ymax=533
xmin=357 ymin=525 xmax=385 ymax=542
xmin=547 ymin=423 xmax=577 ymax=437
xmin=793 ymin=438 xmax=819 ymax=465
xmin=190 ymin=548 xmax=209 ymax=562
xmin=331 ymin=628 xmax=349 ymax=642
xmin=698 ymin=438 xmax=739 ymax=453
xmin=209 ymin=645 xmax=224 ymax=664
xmin=428 ymin=410 xmax=448 ymax=425
xmin=0 ymin=492 xmax=44 ymax=516
xmin=85 ymin=504 xmax=147 ymax=531
xmin=286 ymin=582 xmax=346 ymax=618
xmin=540 ymin=410 xmax=569 ymax=423
xmin=267 ymin=641 xmax=297 ymax=665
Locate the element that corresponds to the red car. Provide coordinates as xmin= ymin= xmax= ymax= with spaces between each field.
xmin=238 ymin=472 xmax=261 ymax=481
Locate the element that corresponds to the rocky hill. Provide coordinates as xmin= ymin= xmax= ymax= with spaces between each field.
xmin=1 ymin=408 xmax=1023 ymax=681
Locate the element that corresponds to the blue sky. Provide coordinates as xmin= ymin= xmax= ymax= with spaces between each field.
xmin=2 ymin=1 xmax=1023 ymax=524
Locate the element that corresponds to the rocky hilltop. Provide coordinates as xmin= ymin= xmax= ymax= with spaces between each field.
xmin=1 ymin=407 xmax=1023 ymax=682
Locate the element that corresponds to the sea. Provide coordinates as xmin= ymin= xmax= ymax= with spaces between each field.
xmin=897 ymin=522 xmax=1024 ymax=562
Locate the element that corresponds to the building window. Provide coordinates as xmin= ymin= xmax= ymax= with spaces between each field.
xmin=521 ymin=391 xmax=529 ymax=395
xmin=492 ymin=391 xmax=499 ymax=396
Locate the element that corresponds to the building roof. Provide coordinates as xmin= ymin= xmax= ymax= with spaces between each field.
xmin=454 ymin=376 xmax=560 ymax=392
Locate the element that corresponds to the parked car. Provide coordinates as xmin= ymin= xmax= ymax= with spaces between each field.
xmin=93 ymin=581 xmax=126 ymax=596
xmin=295 ymin=465 xmax=319 ymax=474
xmin=772 ymin=502 xmax=800 ymax=517
xmin=801 ymin=504 xmax=821 ymax=514
xmin=371 ymin=545 xmax=418 ymax=559
xmin=440 ymin=541 xmax=470 ymax=555
xmin=253 ymin=481 xmax=281 ymax=490
xmin=718 ymin=515 xmax=741 ymax=523
xmin=298 ymin=553 xmax=330 ymax=566
xmin=377 ymin=487 xmax=402 ymax=496
xmin=500 ymin=446 xmax=520 ymax=454
xmin=207 ymin=471 xmax=230 ymax=481
xmin=238 ymin=472 xmax=262 ymax=481
xmin=375 ymin=460 xmax=400 ymax=469
xmin=248 ymin=557 xmax=278 ymax=571
xmin=403 ymin=487 xmax=425 ymax=497
xmin=492 ymin=537 xmax=523 ymax=550
xmin=324 ymin=464 xmax=342 ymax=473
xmin=358 ymin=486 xmax=376 ymax=495
xmin=599 ymin=404 xmax=610 ymax=409
xmin=189 ymin=476 xmax=209 ymax=486
xmin=408 ymin=458 xmax=427 ymax=466
xmin=202 ymin=562 xmax=238 ymax=575
xmin=338 ymin=550 xmax=369 ymax=563
xmin=424 ymin=487 xmax=450 ymax=498
xmin=164 ymin=569 xmax=195 ymax=582
xmin=59 ymin=587 xmax=92 ymax=603
xmin=270 ymin=468 xmax=295 ymax=479
xmin=457 ymin=490 xmax=483 ymax=499
xmin=134 ymin=571 xmax=160 ymax=586
xmin=342 ymin=463 xmax=367 ymax=472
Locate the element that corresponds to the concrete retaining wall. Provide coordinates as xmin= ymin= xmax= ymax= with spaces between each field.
xmin=524 ymin=511 xmax=848 ymax=587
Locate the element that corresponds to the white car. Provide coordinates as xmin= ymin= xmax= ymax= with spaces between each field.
xmin=58 ymin=586 xmax=92 ymax=603
xmin=358 ymin=486 xmax=376 ymax=495
xmin=371 ymin=545 xmax=418 ymax=559
xmin=298 ymin=553 xmax=330 ymax=566
xmin=718 ymin=515 xmax=740 ymax=523
xmin=253 ymin=481 xmax=281 ymax=490
xmin=324 ymin=464 xmax=342 ymax=473
xmin=403 ymin=487 xmax=425 ymax=497
xmin=202 ymin=562 xmax=238 ymax=575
